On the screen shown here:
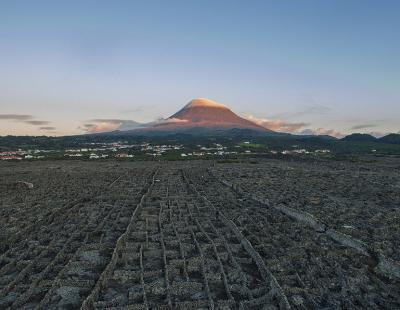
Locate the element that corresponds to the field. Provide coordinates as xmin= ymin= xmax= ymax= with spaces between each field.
xmin=0 ymin=158 xmax=399 ymax=309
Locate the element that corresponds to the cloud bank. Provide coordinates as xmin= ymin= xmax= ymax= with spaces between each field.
xmin=82 ymin=117 xmax=191 ymax=133
xmin=83 ymin=119 xmax=144 ymax=133
xmin=152 ymin=117 xmax=189 ymax=125
xmin=299 ymin=128 xmax=344 ymax=138
xmin=245 ymin=115 xmax=309 ymax=133
xmin=244 ymin=115 xmax=344 ymax=138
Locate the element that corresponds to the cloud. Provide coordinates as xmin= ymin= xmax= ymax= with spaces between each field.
xmin=90 ymin=119 xmax=127 ymax=125
xmin=296 ymin=104 xmax=331 ymax=116
xmin=0 ymin=114 xmax=33 ymax=120
xmin=121 ymin=105 xmax=157 ymax=114
xmin=39 ymin=126 xmax=56 ymax=131
xmin=271 ymin=104 xmax=332 ymax=119
xmin=351 ymin=124 xmax=377 ymax=130
xmin=25 ymin=120 xmax=51 ymax=126
xmin=83 ymin=122 xmax=119 ymax=133
xmin=153 ymin=117 xmax=189 ymax=125
xmin=0 ymin=114 xmax=53 ymax=128
xmin=245 ymin=114 xmax=343 ymax=138
xmin=245 ymin=115 xmax=309 ymax=133
xmin=366 ymin=131 xmax=386 ymax=138
xmin=82 ymin=117 xmax=189 ymax=133
xmin=84 ymin=117 xmax=190 ymax=133
xmin=299 ymin=128 xmax=344 ymax=138
xmin=347 ymin=124 xmax=389 ymax=137
xmin=82 ymin=119 xmax=144 ymax=133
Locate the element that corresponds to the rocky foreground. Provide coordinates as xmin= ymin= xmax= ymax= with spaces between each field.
xmin=0 ymin=159 xmax=399 ymax=309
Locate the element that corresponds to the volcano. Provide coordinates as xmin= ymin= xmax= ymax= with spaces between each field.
xmin=149 ymin=98 xmax=271 ymax=132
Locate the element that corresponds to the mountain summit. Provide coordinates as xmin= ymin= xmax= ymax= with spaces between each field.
xmin=182 ymin=98 xmax=229 ymax=109
xmin=151 ymin=98 xmax=270 ymax=132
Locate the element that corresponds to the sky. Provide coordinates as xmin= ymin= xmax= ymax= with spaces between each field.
xmin=0 ymin=0 xmax=399 ymax=137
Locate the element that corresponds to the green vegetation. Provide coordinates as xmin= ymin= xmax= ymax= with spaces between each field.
xmin=2 ymin=132 xmax=400 ymax=162
xmin=239 ymin=143 xmax=264 ymax=149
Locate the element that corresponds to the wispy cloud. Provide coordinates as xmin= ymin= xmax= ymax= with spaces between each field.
xmin=348 ymin=124 xmax=389 ymax=137
xmin=245 ymin=115 xmax=309 ymax=133
xmin=121 ymin=105 xmax=157 ymax=114
xmin=0 ymin=114 xmax=33 ymax=120
xmin=25 ymin=120 xmax=51 ymax=125
xmin=39 ymin=126 xmax=56 ymax=131
xmin=296 ymin=104 xmax=331 ymax=116
xmin=90 ymin=119 xmax=128 ymax=124
xmin=0 ymin=114 xmax=53 ymax=128
xmin=351 ymin=124 xmax=377 ymax=130
xmin=270 ymin=104 xmax=332 ymax=119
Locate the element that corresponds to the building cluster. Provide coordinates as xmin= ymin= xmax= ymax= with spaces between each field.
xmin=281 ymin=149 xmax=330 ymax=155
xmin=0 ymin=140 xmax=332 ymax=161
xmin=141 ymin=144 xmax=183 ymax=157
xmin=0 ymin=151 xmax=24 ymax=160
xmin=0 ymin=150 xmax=46 ymax=160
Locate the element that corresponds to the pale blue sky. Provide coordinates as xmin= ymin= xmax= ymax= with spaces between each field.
xmin=0 ymin=0 xmax=399 ymax=136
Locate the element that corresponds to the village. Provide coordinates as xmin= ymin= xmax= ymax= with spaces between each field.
xmin=0 ymin=140 xmax=331 ymax=161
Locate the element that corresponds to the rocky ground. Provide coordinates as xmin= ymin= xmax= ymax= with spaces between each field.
xmin=212 ymin=157 xmax=400 ymax=261
xmin=0 ymin=159 xmax=399 ymax=309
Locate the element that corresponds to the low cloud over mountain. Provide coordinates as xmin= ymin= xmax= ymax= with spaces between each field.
xmin=244 ymin=115 xmax=309 ymax=133
xmin=83 ymin=119 xmax=144 ymax=133
xmin=244 ymin=114 xmax=344 ymax=138
xmin=299 ymin=128 xmax=344 ymax=138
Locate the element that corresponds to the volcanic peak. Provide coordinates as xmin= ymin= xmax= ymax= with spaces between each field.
xmin=162 ymin=97 xmax=270 ymax=132
xmin=184 ymin=98 xmax=229 ymax=109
